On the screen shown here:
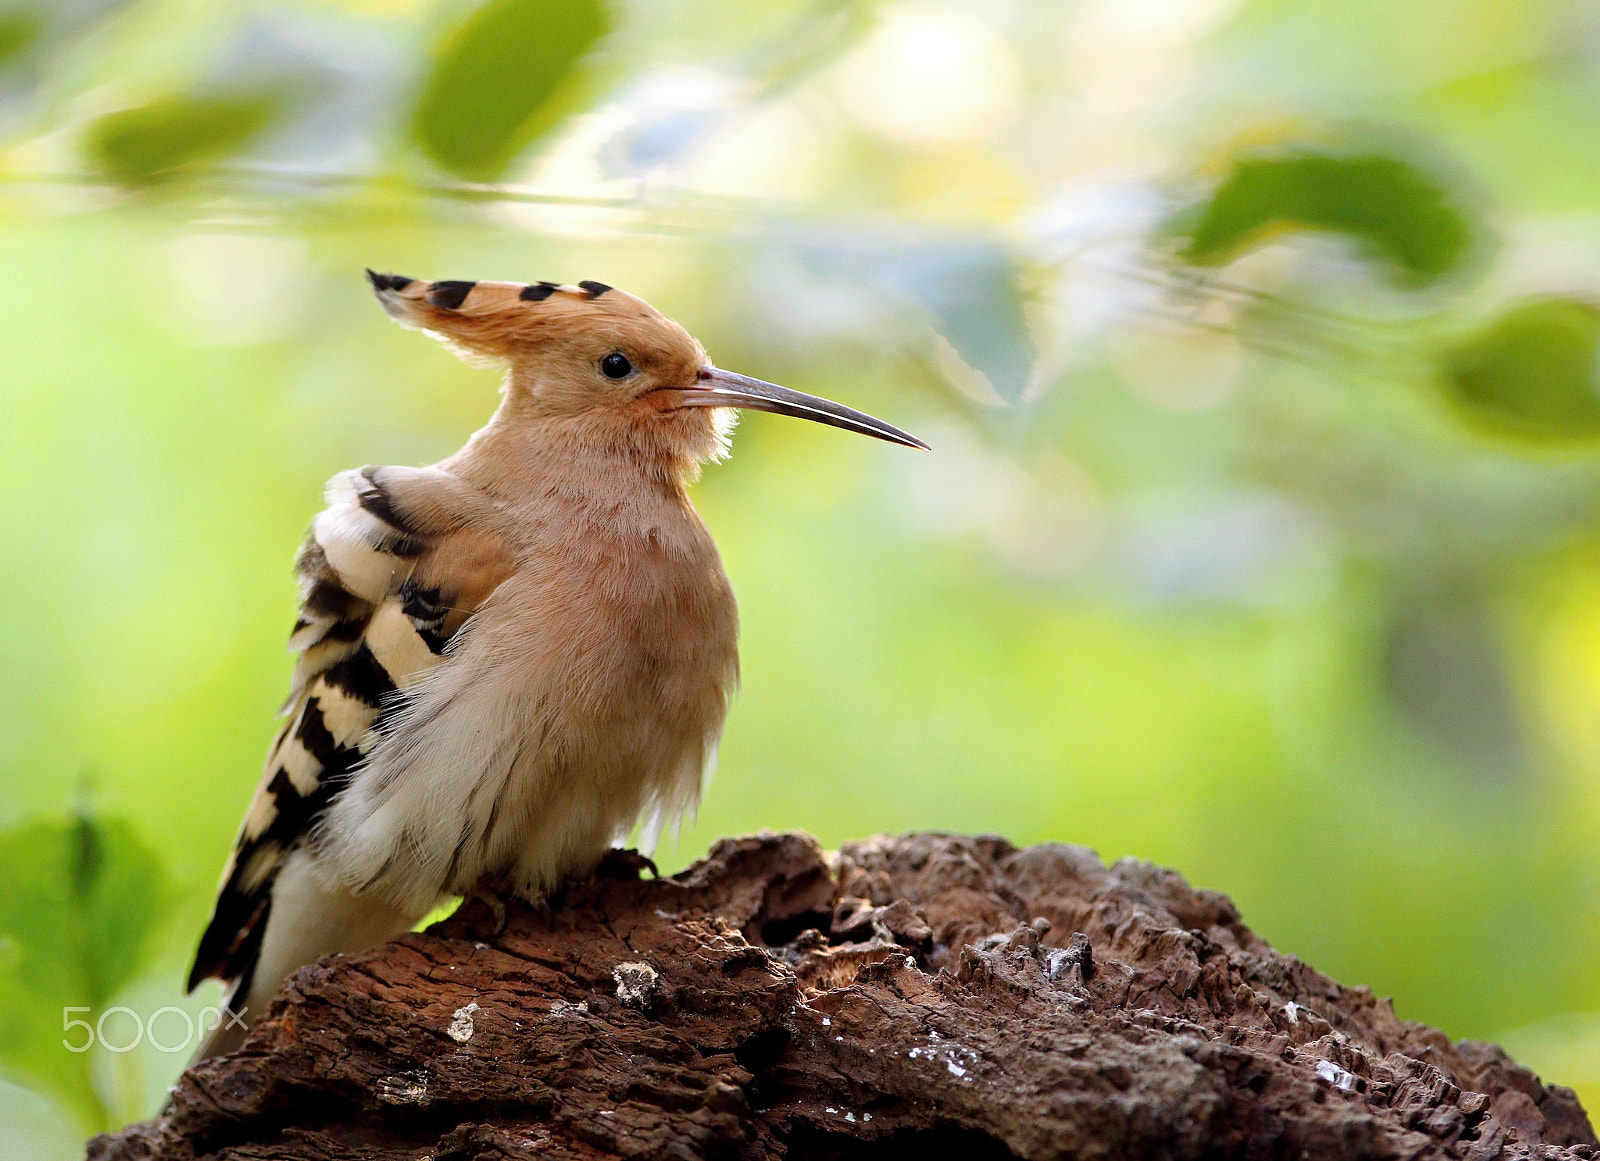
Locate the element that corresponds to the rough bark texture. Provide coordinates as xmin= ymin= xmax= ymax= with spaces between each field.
xmin=91 ymin=831 xmax=1596 ymax=1160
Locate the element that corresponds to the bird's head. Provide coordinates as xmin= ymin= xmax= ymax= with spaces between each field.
xmin=367 ymin=271 xmax=927 ymax=470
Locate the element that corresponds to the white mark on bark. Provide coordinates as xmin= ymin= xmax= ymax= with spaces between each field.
xmin=1315 ymin=1059 xmax=1356 ymax=1091
xmin=448 ymin=1002 xmax=479 ymax=1043
xmin=613 ymin=961 xmax=660 ymax=1010
xmin=377 ymin=1071 xmax=430 ymax=1104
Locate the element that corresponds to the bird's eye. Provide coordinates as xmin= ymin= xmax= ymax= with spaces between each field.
xmin=600 ymin=352 xmax=633 ymax=380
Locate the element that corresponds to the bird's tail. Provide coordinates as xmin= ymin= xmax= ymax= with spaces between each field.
xmin=188 ymin=848 xmax=423 ymax=1064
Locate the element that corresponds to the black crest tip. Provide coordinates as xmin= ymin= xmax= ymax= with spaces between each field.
xmin=365 ymin=269 xmax=415 ymax=293
xmin=578 ymin=280 xmax=612 ymax=298
xmin=520 ymin=281 xmax=558 ymax=301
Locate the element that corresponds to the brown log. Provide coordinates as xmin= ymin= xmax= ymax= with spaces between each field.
xmin=90 ymin=832 xmax=1597 ymax=1160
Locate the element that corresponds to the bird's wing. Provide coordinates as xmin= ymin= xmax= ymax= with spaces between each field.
xmin=187 ymin=464 xmax=513 ymax=994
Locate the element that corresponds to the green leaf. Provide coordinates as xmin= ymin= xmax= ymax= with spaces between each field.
xmin=0 ymin=812 xmax=171 ymax=1129
xmin=1180 ymin=150 xmax=1478 ymax=289
xmin=82 ymin=93 xmax=283 ymax=185
xmin=0 ymin=12 xmax=43 ymax=69
xmin=411 ymin=0 xmax=610 ymax=181
xmin=1440 ymin=297 xmax=1600 ymax=442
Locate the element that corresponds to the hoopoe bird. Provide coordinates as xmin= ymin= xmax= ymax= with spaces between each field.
xmin=186 ymin=272 xmax=925 ymax=1059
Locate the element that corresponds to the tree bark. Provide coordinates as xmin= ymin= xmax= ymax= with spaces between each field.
xmin=90 ymin=831 xmax=1597 ymax=1160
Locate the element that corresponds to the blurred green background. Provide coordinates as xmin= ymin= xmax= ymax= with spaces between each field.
xmin=4 ymin=0 xmax=1600 ymax=1150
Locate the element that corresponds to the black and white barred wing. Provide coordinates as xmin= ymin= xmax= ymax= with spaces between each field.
xmin=187 ymin=465 xmax=511 ymax=994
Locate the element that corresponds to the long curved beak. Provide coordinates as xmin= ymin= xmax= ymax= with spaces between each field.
xmin=662 ymin=367 xmax=929 ymax=450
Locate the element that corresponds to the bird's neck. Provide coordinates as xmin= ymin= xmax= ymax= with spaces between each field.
xmin=442 ymin=399 xmax=695 ymax=508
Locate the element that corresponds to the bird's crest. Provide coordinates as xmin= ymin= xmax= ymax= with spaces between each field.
xmin=367 ymin=270 xmax=620 ymax=316
xmin=363 ymin=269 xmax=701 ymax=373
